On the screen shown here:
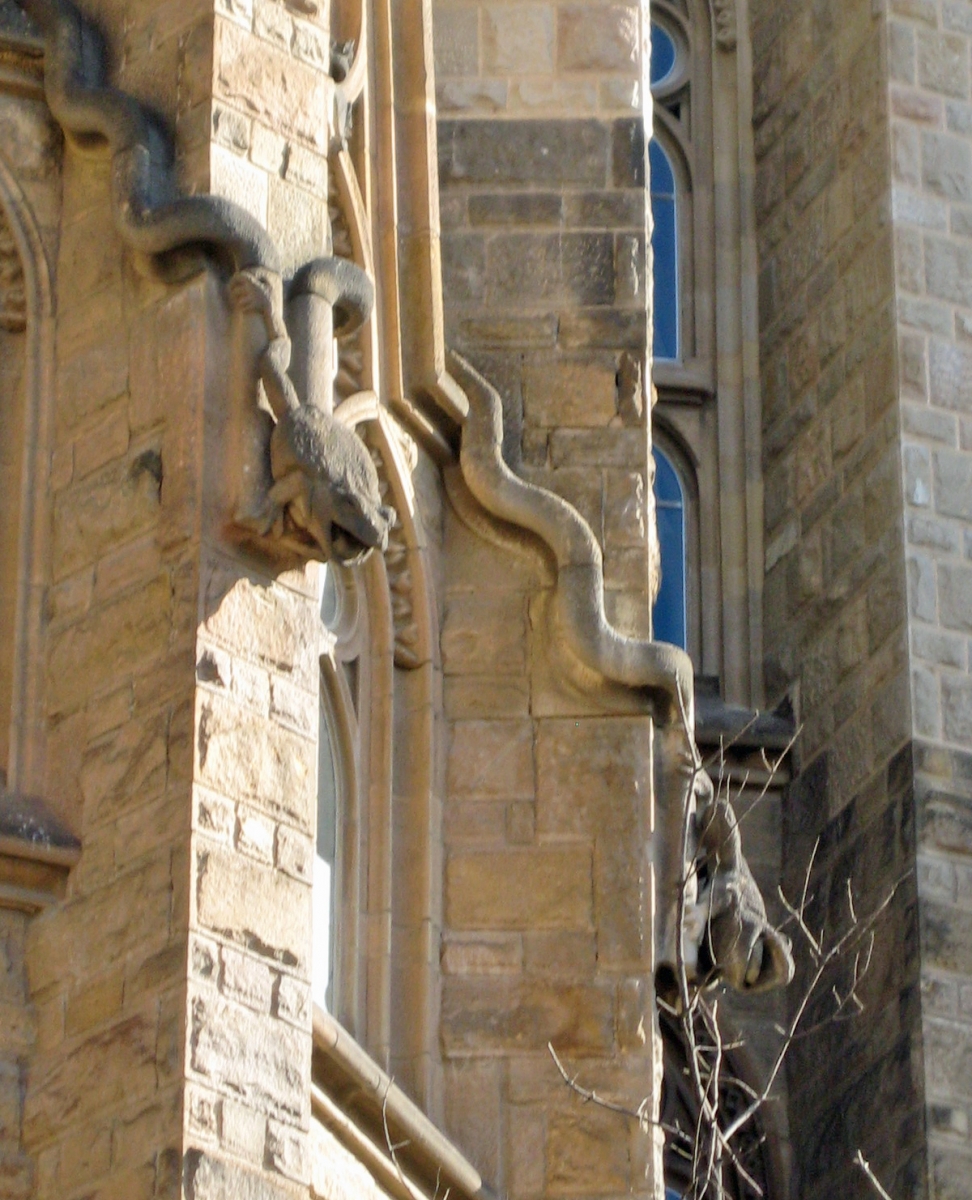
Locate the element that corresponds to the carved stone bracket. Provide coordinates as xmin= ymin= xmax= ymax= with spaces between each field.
xmin=0 ymin=792 xmax=80 ymax=912
xmin=713 ymin=0 xmax=737 ymax=50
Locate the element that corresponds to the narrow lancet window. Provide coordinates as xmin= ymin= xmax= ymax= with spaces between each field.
xmin=652 ymin=448 xmax=687 ymax=649
xmin=650 ymin=139 xmax=679 ymax=362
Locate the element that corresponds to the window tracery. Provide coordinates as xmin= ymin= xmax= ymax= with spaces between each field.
xmin=648 ymin=0 xmax=766 ymax=706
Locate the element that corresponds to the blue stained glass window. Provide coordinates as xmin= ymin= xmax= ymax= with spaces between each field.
xmin=650 ymin=139 xmax=678 ymax=361
xmin=651 ymin=23 xmax=677 ymax=87
xmin=652 ymin=448 xmax=687 ymax=649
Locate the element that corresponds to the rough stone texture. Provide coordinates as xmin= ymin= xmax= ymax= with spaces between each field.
xmin=431 ymin=9 xmax=657 ymax=1192
xmin=751 ymin=0 xmax=926 ymax=1191
xmin=886 ymin=0 xmax=972 ymax=1188
xmin=440 ymin=498 xmax=658 ymax=1197
xmin=437 ymin=111 xmax=650 ymax=636
xmin=0 ymin=3 xmax=328 ymax=1196
xmin=432 ymin=0 xmax=642 ymax=117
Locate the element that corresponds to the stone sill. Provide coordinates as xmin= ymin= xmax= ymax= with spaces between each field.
xmin=653 ymin=359 xmax=715 ymax=400
xmin=312 ymin=1007 xmax=490 ymax=1200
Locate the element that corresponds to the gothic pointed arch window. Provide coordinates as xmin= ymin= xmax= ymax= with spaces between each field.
xmin=652 ymin=446 xmax=687 ymax=649
xmin=652 ymin=433 xmax=701 ymax=661
xmin=648 ymin=0 xmax=765 ymax=708
xmin=650 ymin=138 xmax=679 ymax=363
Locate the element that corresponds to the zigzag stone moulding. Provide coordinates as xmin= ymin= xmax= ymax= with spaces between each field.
xmin=0 ymin=207 xmax=25 ymax=331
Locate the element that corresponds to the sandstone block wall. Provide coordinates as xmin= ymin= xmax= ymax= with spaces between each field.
xmin=750 ymin=0 xmax=923 ymax=1193
xmin=431 ymin=4 xmax=661 ymax=1196
xmin=3 ymin=2 xmax=332 ymax=1196
xmin=439 ymin=509 xmax=658 ymax=1197
xmin=433 ymin=0 xmax=653 ymax=640
xmin=887 ymin=0 xmax=972 ymax=1190
xmin=22 ymin=95 xmax=211 ymax=1197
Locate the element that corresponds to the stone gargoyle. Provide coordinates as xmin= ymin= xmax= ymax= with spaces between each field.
xmin=230 ymin=265 xmax=394 ymax=566
xmin=657 ymin=752 xmax=794 ymax=1002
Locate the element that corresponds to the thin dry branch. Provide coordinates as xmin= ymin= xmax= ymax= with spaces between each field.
xmin=854 ymin=1150 xmax=894 ymax=1200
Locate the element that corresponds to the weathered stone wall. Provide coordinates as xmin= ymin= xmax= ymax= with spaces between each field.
xmin=0 ymin=911 xmax=32 ymax=1198
xmin=431 ymin=5 xmax=660 ymax=1197
xmin=13 ymin=2 xmax=329 ymax=1196
xmin=433 ymin=0 xmax=652 ymax=639
xmin=439 ymin=507 xmax=657 ymax=1197
xmin=887 ymin=0 xmax=972 ymax=1189
xmin=750 ymin=0 xmax=923 ymax=1193
xmin=20 ymin=7 xmax=212 ymax=1178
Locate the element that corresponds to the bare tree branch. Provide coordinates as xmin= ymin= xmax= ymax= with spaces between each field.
xmin=854 ymin=1150 xmax=894 ymax=1200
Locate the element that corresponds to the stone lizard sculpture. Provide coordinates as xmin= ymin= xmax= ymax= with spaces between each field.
xmin=230 ymin=267 xmax=394 ymax=565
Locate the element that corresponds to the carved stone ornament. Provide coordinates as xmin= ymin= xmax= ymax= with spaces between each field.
xmin=676 ymin=770 xmax=793 ymax=994
xmin=231 ymin=265 xmax=394 ymax=565
xmin=369 ymin=428 xmax=423 ymax=668
xmin=0 ymin=208 xmax=26 ymax=332
xmin=713 ymin=0 xmax=737 ymax=50
xmin=18 ymin=0 xmax=391 ymax=568
xmin=449 ymin=352 xmax=793 ymax=998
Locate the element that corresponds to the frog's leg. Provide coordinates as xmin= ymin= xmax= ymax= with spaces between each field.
xmin=300 ymin=485 xmax=338 ymax=560
xmin=263 ymin=471 xmax=305 ymax=536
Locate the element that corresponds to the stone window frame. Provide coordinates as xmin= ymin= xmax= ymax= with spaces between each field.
xmin=650 ymin=0 xmax=767 ymax=708
xmin=0 ymin=59 xmax=57 ymax=800
xmin=650 ymin=0 xmax=715 ymax=390
xmin=652 ymin=427 xmax=702 ymax=663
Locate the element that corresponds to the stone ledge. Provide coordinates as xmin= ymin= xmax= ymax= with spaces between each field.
xmin=0 ymin=792 xmax=80 ymax=912
xmin=311 ymin=1007 xmax=490 ymax=1200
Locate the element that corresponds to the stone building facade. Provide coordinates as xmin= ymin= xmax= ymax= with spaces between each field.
xmin=2 ymin=0 xmax=972 ymax=1199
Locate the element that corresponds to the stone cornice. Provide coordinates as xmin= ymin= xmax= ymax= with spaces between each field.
xmin=0 ymin=792 xmax=80 ymax=912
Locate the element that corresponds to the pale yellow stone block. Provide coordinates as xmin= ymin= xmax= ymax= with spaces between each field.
xmin=557 ymin=4 xmax=639 ymax=73
xmin=195 ymin=840 xmax=311 ymax=970
xmin=64 ymin=968 xmax=125 ymax=1038
xmin=442 ymin=589 xmax=528 ymax=675
xmin=522 ymin=358 xmax=618 ymax=427
xmin=482 ymin=5 xmax=555 ymax=73
xmin=440 ymin=977 xmax=615 ymax=1053
xmin=23 ymin=1008 xmax=159 ymax=1145
xmin=446 ymin=845 xmax=592 ymax=928
xmin=440 ymin=933 xmax=522 ymax=975
xmin=546 ymin=1106 xmax=632 ymax=1192
xmin=447 ymin=719 xmax=535 ymax=798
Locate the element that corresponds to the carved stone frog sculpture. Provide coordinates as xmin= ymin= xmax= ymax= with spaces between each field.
xmin=230 ymin=266 xmax=394 ymax=565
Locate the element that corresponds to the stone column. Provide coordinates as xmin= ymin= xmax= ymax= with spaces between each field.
xmin=18 ymin=1 xmax=336 ymax=1196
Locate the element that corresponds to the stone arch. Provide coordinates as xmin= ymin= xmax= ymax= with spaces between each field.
xmin=0 ymin=145 xmax=55 ymax=797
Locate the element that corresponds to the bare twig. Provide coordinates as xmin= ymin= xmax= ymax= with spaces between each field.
xmin=854 ymin=1150 xmax=894 ymax=1200
xmin=381 ymin=1082 xmax=450 ymax=1200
